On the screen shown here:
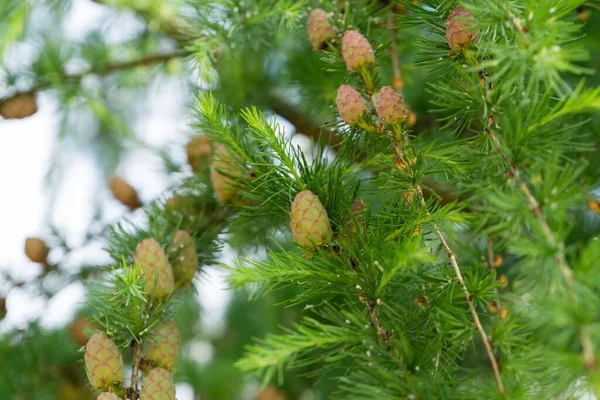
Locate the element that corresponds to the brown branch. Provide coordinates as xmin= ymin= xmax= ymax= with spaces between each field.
xmin=479 ymin=66 xmax=596 ymax=370
xmin=130 ymin=340 xmax=142 ymax=400
xmin=387 ymin=15 xmax=403 ymax=91
xmin=385 ymin=26 xmax=505 ymax=393
xmin=389 ymin=142 xmax=505 ymax=395
xmin=2 ymin=52 xmax=180 ymax=102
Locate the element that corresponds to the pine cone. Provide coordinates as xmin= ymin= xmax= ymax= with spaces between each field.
xmin=373 ymin=86 xmax=409 ymax=124
xmin=24 ymin=237 xmax=49 ymax=265
xmin=336 ymin=85 xmax=367 ymax=125
xmin=341 ymin=30 xmax=375 ymax=71
xmin=0 ymin=93 xmax=38 ymax=119
xmin=143 ymin=320 xmax=180 ymax=371
xmin=210 ymin=144 xmax=242 ymax=204
xmin=84 ymin=332 xmax=124 ymax=390
xmin=446 ymin=7 xmax=476 ymax=51
xmin=0 ymin=297 xmax=6 ymax=321
xmin=290 ymin=190 xmax=332 ymax=250
xmin=70 ymin=316 xmax=96 ymax=346
xmin=258 ymin=386 xmax=287 ymax=400
xmin=186 ymin=136 xmax=212 ymax=173
xmin=346 ymin=199 xmax=367 ymax=234
xmin=307 ymin=9 xmax=335 ymax=51
xmin=140 ymin=368 xmax=175 ymax=400
xmin=134 ymin=238 xmax=175 ymax=299
xmin=168 ymin=230 xmax=198 ymax=287
xmin=109 ymin=176 xmax=140 ymax=211
xmin=97 ymin=393 xmax=120 ymax=400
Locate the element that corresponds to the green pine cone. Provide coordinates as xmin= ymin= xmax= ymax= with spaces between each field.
xmin=140 ymin=368 xmax=176 ymax=400
xmin=97 ymin=393 xmax=121 ymax=400
xmin=84 ymin=333 xmax=124 ymax=390
xmin=210 ymin=144 xmax=242 ymax=204
xmin=143 ymin=320 xmax=181 ymax=372
xmin=134 ymin=238 xmax=175 ymax=299
xmin=290 ymin=190 xmax=332 ymax=250
xmin=168 ymin=230 xmax=198 ymax=287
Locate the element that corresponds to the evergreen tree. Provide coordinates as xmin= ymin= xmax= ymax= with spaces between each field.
xmin=1 ymin=0 xmax=600 ymax=399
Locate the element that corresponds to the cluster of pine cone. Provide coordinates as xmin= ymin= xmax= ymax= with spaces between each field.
xmin=291 ymin=6 xmax=476 ymax=252
xmin=83 ymin=318 xmax=180 ymax=399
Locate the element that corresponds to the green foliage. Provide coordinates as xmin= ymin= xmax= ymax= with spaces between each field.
xmin=2 ymin=0 xmax=600 ymax=399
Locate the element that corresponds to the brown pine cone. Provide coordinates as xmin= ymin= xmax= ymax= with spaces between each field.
xmin=0 ymin=93 xmax=38 ymax=119
xmin=186 ymin=136 xmax=212 ymax=173
xmin=109 ymin=176 xmax=140 ymax=211
xmin=0 ymin=297 xmax=6 ymax=320
xmin=24 ymin=237 xmax=49 ymax=265
xmin=70 ymin=316 xmax=96 ymax=346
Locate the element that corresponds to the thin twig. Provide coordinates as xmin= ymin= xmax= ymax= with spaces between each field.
xmin=3 ymin=53 xmax=180 ymax=102
xmin=391 ymin=146 xmax=505 ymax=395
xmin=130 ymin=340 xmax=142 ymax=400
xmin=387 ymin=15 xmax=403 ymax=90
xmin=479 ymin=68 xmax=597 ymax=370
xmin=386 ymin=16 xmax=505 ymax=394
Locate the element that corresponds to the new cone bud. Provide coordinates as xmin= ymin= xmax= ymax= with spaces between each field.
xmin=341 ymin=30 xmax=375 ymax=71
xmin=143 ymin=320 xmax=180 ymax=371
xmin=210 ymin=144 xmax=243 ymax=204
xmin=134 ymin=238 xmax=175 ymax=299
xmin=84 ymin=332 xmax=124 ymax=390
xmin=446 ymin=7 xmax=476 ymax=51
xmin=0 ymin=93 xmax=38 ymax=119
xmin=374 ymin=86 xmax=409 ymax=124
xmin=140 ymin=368 xmax=175 ymax=400
xmin=307 ymin=9 xmax=335 ymax=51
xmin=336 ymin=85 xmax=367 ymax=125
xmin=186 ymin=136 xmax=212 ymax=173
xmin=109 ymin=176 xmax=140 ymax=211
xmin=290 ymin=190 xmax=332 ymax=250
xmin=24 ymin=237 xmax=49 ymax=265
xmin=97 ymin=393 xmax=120 ymax=400
xmin=168 ymin=230 xmax=198 ymax=287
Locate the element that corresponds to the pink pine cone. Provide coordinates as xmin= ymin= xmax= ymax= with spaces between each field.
xmin=446 ymin=7 xmax=476 ymax=51
xmin=143 ymin=320 xmax=181 ymax=372
xmin=341 ymin=30 xmax=375 ymax=71
xmin=290 ymin=190 xmax=332 ymax=250
xmin=307 ymin=9 xmax=335 ymax=51
xmin=134 ymin=238 xmax=175 ymax=300
xmin=84 ymin=332 xmax=124 ymax=390
xmin=336 ymin=85 xmax=368 ymax=125
xmin=374 ymin=86 xmax=409 ymax=124
xmin=140 ymin=368 xmax=175 ymax=400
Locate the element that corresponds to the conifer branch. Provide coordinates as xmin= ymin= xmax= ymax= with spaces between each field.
xmin=389 ymin=142 xmax=505 ymax=395
xmin=479 ymin=64 xmax=597 ymax=372
xmin=3 ymin=52 xmax=180 ymax=102
xmin=387 ymin=32 xmax=505 ymax=394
